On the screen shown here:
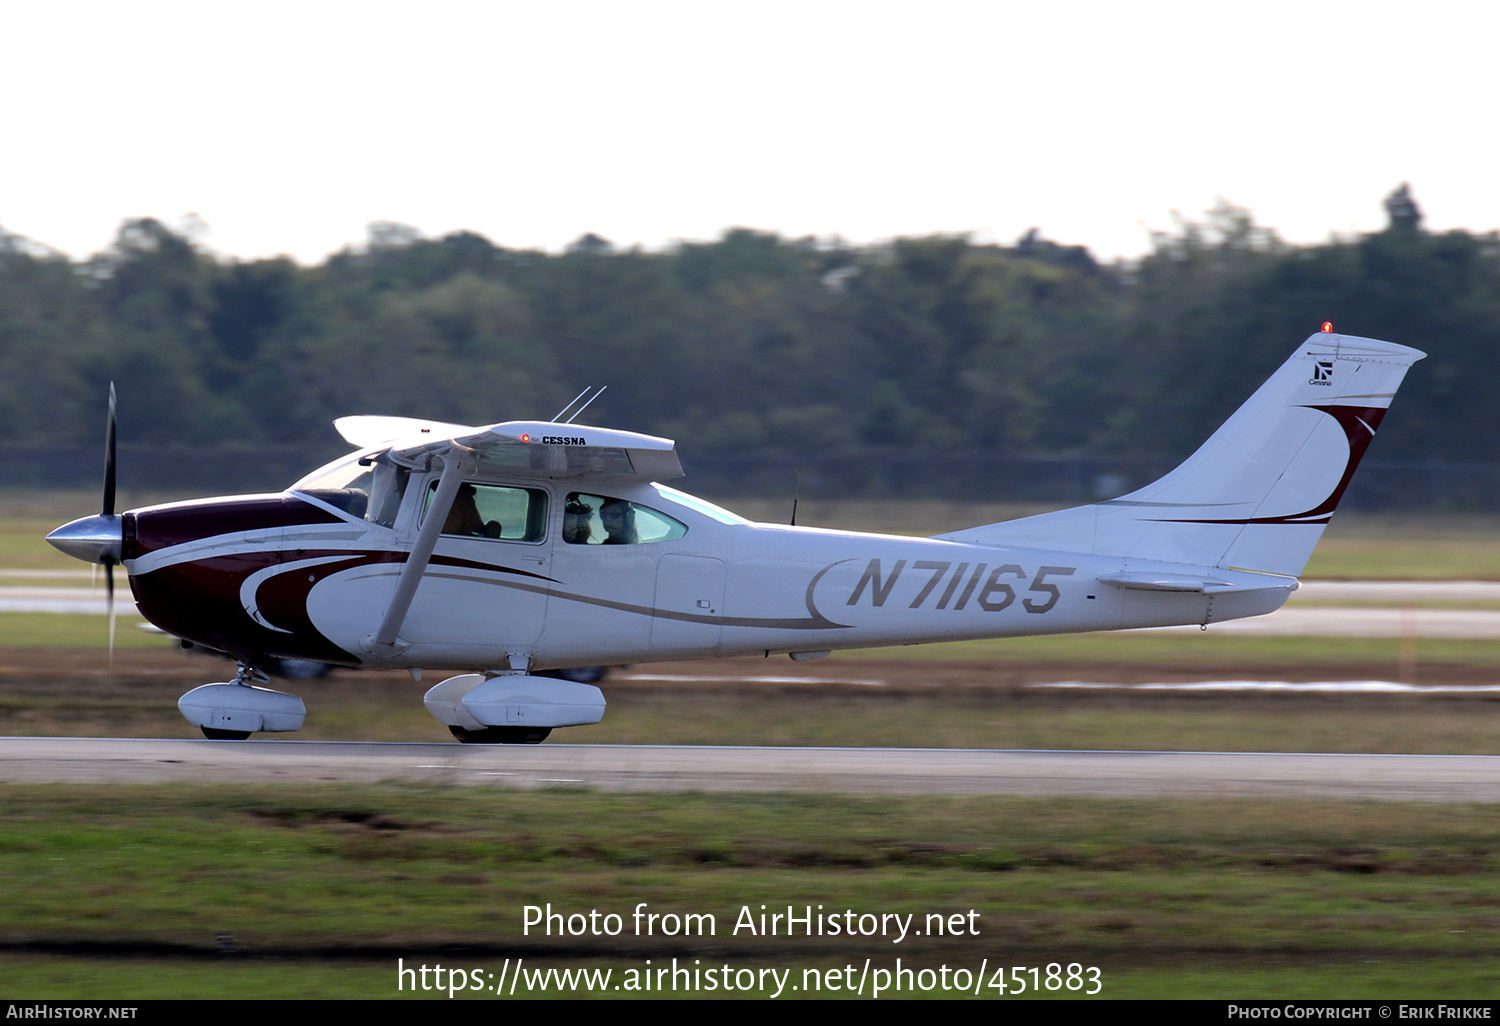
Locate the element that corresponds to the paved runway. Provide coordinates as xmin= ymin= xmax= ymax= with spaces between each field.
xmin=0 ymin=585 xmax=116 ymax=614
xmin=2 ymin=737 xmax=1496 ymax=801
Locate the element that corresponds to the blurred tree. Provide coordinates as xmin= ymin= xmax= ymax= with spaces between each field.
xmin=1385 ymin=182 xmax=1422 ymax=233
xmin=658 ymin=230 xmax=864 ymax=453
xmin=0 ymin=194 xmax=1493 ymax=491
xmin=0 ymin=228 xmax=101 ymax=442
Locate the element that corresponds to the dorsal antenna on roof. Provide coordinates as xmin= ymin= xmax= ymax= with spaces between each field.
xmin=555 ymin=385 xmax=607 ymax=425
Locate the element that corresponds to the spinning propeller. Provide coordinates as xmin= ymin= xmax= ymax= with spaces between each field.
xmin=46 ymin=384 xmax=124 ymax=664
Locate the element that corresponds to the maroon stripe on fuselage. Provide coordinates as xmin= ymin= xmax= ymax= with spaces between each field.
xmin=130 ymin=550 xmax=382 ymax=666
xmin=127 ymin=504 xmax=559 ymax=667
xmin=128 ymin=495 xmax=360 ymax=665
xmin=127 ymin=494 xmax=561 ymax=668
xmin=129 ymin=495 xmax=345 ymax=558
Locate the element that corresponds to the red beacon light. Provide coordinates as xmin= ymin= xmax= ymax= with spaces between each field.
xmin=520 ymin=433 xmax=532 ymax=443
xmin=1321 ymin=322 xmax=1333 ymax=333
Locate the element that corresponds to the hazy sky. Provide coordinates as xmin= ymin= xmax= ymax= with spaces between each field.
xmin=4 ymin=0 xmax=1494 ymax=265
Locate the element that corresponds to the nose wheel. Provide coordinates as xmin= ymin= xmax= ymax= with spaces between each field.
xmin=180 ymin=663 xmax=307 ymax=740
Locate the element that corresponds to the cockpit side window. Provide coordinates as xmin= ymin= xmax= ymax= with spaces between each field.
xmin=424 ymin=482 xmax=549 ymax=542
xmin=563 ymin=492 xmax=688 ymax=545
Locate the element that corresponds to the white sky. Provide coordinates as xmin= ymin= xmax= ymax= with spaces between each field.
xmin=3 ymin=0 xmax=1495 ymax=265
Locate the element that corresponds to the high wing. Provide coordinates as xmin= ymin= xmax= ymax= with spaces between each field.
xmin=334 ymin=415 xmax=476 ymax=450
xmin=335 ymin=415 xmax=682 ymax=482
xmin=338 ymin=414 xmax=682 ymax=657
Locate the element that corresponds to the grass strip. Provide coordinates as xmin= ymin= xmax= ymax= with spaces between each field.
xmin=1 ymin=785 xmax=1499 ymax=998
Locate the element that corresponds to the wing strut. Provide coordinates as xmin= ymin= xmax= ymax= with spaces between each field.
xmin=363 ymin=448 xmax=474 ymax=657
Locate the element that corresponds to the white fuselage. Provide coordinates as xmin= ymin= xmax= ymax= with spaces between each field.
xmin=122 ymin=474 xmax=1289 ymax=674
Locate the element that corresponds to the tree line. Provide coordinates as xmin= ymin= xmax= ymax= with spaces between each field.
xmin=1 ymin=191 xmax=1494 ymax=473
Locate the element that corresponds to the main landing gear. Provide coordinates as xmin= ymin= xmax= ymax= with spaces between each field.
xmin=175 ymin=664 xmax=603 ymax=743
xmin=424 ymin=672 xmax=604 ymax=744
xmin=178 ymin=664 xmax=308 ymax=741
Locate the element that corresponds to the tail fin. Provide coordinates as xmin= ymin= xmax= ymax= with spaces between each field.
xmin=939 ymin=331 xmax=1425 ymax=577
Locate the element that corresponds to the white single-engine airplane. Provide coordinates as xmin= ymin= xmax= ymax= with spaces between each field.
xmin=48 ymin=328 xmax=1423 ymax=742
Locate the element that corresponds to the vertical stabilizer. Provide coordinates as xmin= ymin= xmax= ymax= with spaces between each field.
xmin=939 ymin=332 xmax=1425 ymax=577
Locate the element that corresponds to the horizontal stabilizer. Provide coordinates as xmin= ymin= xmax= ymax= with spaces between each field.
xmin=1097 ymin=570 xmax=1297 ymax=596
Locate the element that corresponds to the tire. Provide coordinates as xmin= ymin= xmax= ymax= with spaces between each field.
xmin=448 ymin=725 xmax=552 ymax=745
xmin=201 ymin=727 xmax=252 ymax=740
xmin=265 ymin=658 xmax=332 ymax=680
xmin=539 ymin=666 xmax=607 ymax=684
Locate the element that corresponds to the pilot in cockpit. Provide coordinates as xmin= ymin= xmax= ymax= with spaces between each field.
xmin=443 ymin=484 xmax=501 ymax=538
xmin=562 ymin=497 xmax=594 ymax=544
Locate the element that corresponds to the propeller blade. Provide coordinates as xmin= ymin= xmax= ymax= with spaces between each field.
xmin=105 ymin=563 xmax=117 ymax=671
xmin=102 ymin=382 xmax=117 ymax=517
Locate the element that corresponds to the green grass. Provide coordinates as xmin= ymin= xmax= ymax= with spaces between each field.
xmin=0 ymin=515 xmax=100 ymax=571
xmin=2 ymin=785 xmax=1499 ymax=998
xmin=6 ymin=953 xmax=1499 ymax=999
xmin=0 ymin=613 xmax=159 ymax=648
xmin=1307 ymin=532 xmax=1500 ymax=580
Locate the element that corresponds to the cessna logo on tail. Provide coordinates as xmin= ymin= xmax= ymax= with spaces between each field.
xmin=1310 ymin=361 xmax=1334 ymax=386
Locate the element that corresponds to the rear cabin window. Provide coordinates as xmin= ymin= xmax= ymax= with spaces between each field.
xmin=563 ymin=493 xmax=688 ymax=545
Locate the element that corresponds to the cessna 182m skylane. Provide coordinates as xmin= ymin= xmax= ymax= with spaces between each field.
xmin=47 ymin=328 xmax=1423 ymax=743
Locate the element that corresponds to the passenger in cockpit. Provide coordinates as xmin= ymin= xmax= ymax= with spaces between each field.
xmin=600 ymin=500 xmax=639 ymax=545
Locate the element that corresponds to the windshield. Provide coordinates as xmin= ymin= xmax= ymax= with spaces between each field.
xmin=290 ymin=450 xmax=408 ymax=527
xmin=291 ymin=452 xmax=369 ymax=493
